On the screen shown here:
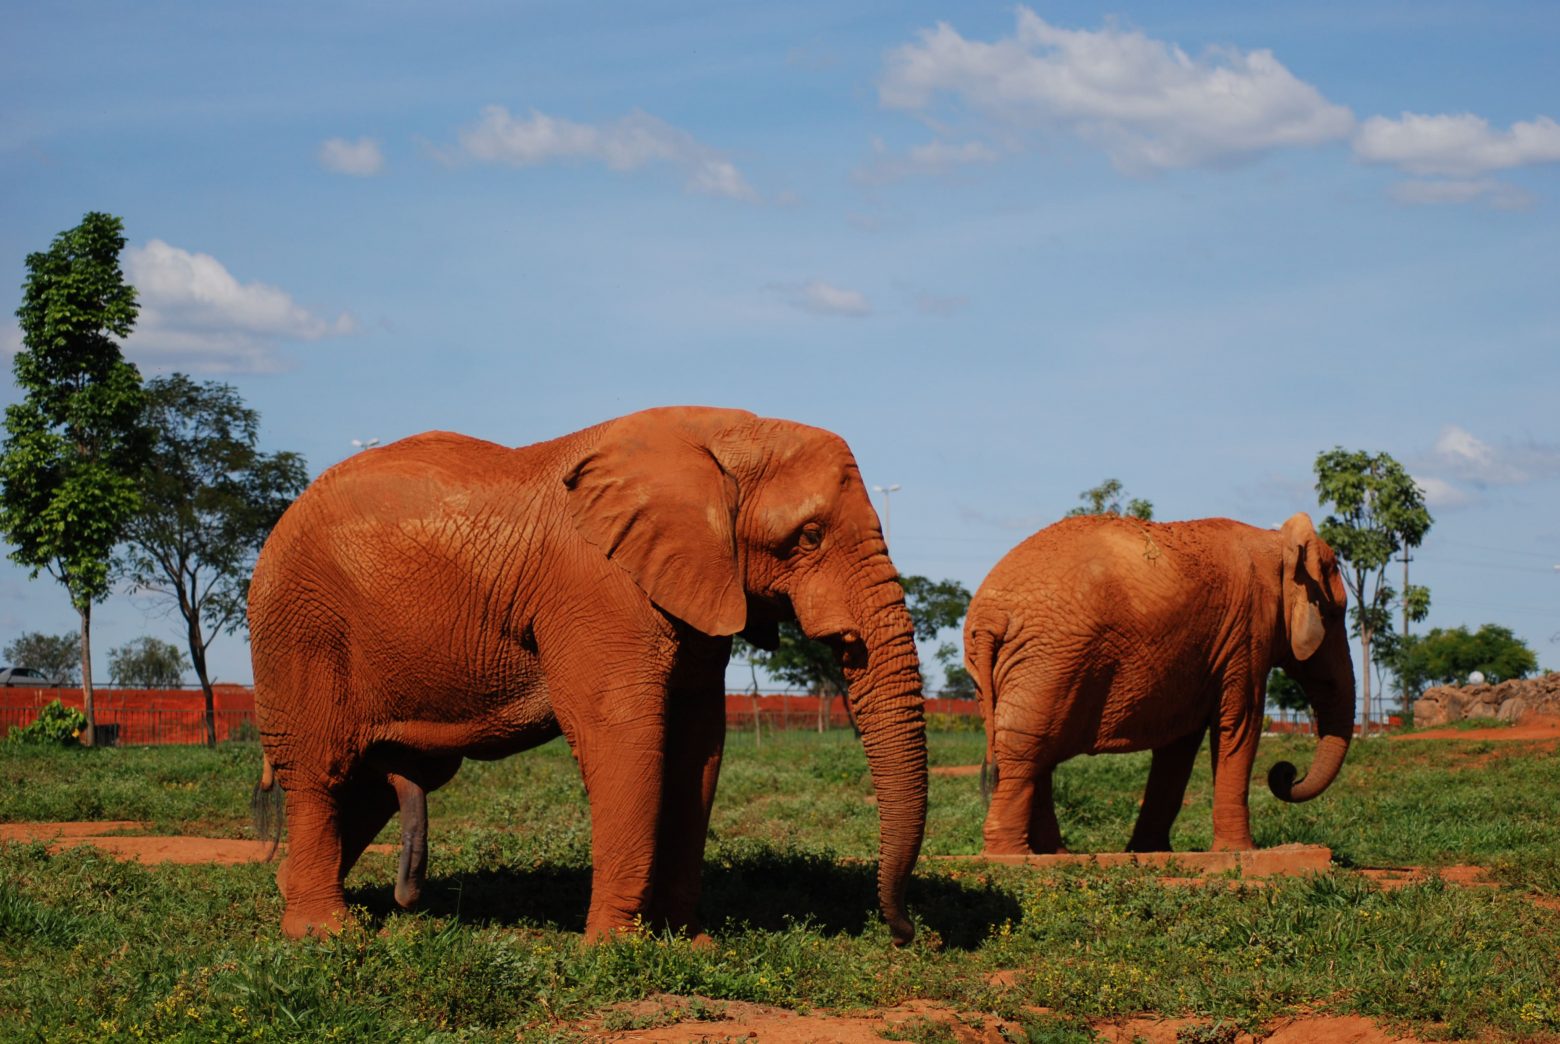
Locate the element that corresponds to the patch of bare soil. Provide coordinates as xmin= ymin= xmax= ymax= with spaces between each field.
xmin=575 ymin=996 xmax=1422 ymax=1042
xmin=1355 ymin=864 xmax=1494 ymax=891
xmin=0 ymin=821 xmax=391 ymax=865
xmin=930 ymin=764 xmax=983 ymax=777
xmin=575 ymin=995 xmax=1021 ymax=1042
xmin=1394 ymin=716 xmax=1560 ymax=746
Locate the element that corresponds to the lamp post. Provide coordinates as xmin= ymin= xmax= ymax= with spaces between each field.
xmin=872 ymin=483 xmax=901 ymax=546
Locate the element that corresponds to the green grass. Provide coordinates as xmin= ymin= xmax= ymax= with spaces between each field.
xmin=2 ymin=728 xmax=1558 ymax=1040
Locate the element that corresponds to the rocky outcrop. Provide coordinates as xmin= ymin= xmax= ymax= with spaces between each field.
xmin=1412 ymin=673 xmax=1560 ymax=728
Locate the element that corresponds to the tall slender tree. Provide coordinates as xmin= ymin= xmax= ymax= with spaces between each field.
xmin=120 ymin=374 xmax=307 ymax=745
xmin=1314 ymin=448 xmax=1432 ymax=735
xmin=0 ymin=213 xmax=148 ymax=744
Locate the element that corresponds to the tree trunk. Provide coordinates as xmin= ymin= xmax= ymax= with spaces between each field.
xmin=188 ymin=618 xmax=216 ymax=747
xmin=1359 ymin=626 xmax=1372 ymax=737
xmin=79 ymin=606 xmax=95 ymax=747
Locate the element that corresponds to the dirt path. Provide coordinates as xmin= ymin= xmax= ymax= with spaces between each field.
xmin=574 ymin=995 xmax=1421 ymax=1042
xmin=0 ymin=821 xmax=392 ymax=865
xmin=1394 ymin=716 xmax=1560 ymax=744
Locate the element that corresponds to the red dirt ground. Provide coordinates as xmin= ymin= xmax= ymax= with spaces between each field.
xmin=0 ymin=821 xmax=392 ymax=864
xmin=572 ymin=994 xmax=1422 ymax=1042
xmin=1393 ymin=715 xmax=1560 ymax=746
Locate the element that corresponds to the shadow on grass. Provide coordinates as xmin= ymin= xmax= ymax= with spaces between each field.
xmin=345 ymin=851 xmax=1018 ymax=949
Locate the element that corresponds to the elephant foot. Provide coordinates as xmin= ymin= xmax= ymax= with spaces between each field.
xmin=1211 ymin=835 xmax=1256 ymax=852
xmin=281 ymin=902 xmax=350 ymax=940
xmin=1126 ymin=834 xmax=1172 ymax=853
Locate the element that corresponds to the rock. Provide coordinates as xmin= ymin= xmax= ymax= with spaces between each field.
xmin=1415 ymin=673 xmax=1560 ymax=727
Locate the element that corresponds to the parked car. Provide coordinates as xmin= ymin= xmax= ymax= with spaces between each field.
xmin=0 ymin=666 xmax=66 ymax=687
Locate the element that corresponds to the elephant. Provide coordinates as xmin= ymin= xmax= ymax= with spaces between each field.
xmin=248 ymin=406 xmax=928 ymax=943
xmin=963 ymin=512 xmax=1354 ymax=855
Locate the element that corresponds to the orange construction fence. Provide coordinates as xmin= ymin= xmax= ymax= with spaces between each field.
xmin=0 ymin=686 xmax=980 ymax=746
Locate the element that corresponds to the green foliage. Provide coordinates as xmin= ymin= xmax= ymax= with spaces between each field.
xmin=2 ymin=631 xmax=81 ymax=683
xmin=736 ymin=575 xmax=973 ymax=696
xmin=0 ymin=211 xmax=149 ymax=615
xmin=1265 ymin=668 xmax=1308 ymax=719
xmin=5 ymin=699 xmax=86 ymax=746
xmin=120 ymin=375 xmax=308 ymax=649
xmin=1066 ymin=478 xmax=1153 ymax=521
xmin=1396 ymin=624 xmax=1538 ymax=696
xmin=107 ymin=636 xmax=191 ymax=688
xmin=1313 ymin=448 xmax=1433 ymax=722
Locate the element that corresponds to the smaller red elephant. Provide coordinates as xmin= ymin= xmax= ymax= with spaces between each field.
xmin=965 ymin=512 xmax=1355 ymax=855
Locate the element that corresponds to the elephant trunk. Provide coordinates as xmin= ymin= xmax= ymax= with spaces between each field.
xmin=840 ymin=570 xmax=928 ymax=947
xmin=1267 ymin=667 xmax=1354 ymax=804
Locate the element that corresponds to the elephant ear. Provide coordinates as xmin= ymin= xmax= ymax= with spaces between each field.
xmin=564 ymin=411 xmax=748 ymax=637
xmin=1280 ymin=512 xmax=1329 ymax=661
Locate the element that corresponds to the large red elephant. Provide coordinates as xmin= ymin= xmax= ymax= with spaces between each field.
xmin=249 ymin=406 xmax=928 ymax=943
xmin=965 ymin=512 xmax=1355 ymax=855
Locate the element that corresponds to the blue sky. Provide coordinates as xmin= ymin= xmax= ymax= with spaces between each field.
xmin=3 ymin=2 xmax=1557 ymax=705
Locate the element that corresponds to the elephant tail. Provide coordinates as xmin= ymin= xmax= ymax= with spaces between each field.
xmin=964 ymin=608 xmax=1005 ymax=806
xmin=251 ymin=755 xmax=284 ymax=862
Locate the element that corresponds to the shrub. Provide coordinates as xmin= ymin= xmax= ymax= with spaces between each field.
xmin=7 ymin=699 xmax=87 ymax=746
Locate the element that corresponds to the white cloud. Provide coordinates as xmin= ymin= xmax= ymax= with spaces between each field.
xmin=318 ymin=136 xmax=384 ymax=176
xmin=1411 ymin=425 xmax=1560 ymax=507
xmin=124 ymin=240 xmax=355 ymax=374
xmin=879 ymin=8 xmax=1354 ymax=172
xmin=1388 ymin=178 xmax=1534 ymax=210
xmin=857 ymin=136 xmax=1000 ymax=183
xmin=455 ymin=106 xmax=758 ymax=201
xmin=1 ymin=325 xmax=20 ymax=358
xmin=774 ymin=281 xmax=871 ymax=317
xmin=1412 ymin=475 xmax=1473 ymax=509
xmin=1354 ymin=113 xmax=1560 ymax=178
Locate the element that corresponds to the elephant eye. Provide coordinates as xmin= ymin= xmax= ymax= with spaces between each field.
xmin=796 ymin=523 xmax=823 ymax=552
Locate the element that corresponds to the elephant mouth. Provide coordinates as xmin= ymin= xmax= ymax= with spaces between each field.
xmin=818 ymin=629 xmax=868 ymax=670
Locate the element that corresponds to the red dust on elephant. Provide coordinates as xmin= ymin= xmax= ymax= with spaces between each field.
xmin=248 ymin=407 xmax=928 ymax=944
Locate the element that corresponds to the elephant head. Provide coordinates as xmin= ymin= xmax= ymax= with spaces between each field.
xmin=1267 ymin=512 xmax=1355 ymax=803
xmin=564 ymin=406 xmax=928 ymax=944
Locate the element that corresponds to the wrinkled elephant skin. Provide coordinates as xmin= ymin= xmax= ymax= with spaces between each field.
xmin=965 ymin=513 xmax=1354 ymax=855
xmin=249 ymin=407 xmax=927 ymax=943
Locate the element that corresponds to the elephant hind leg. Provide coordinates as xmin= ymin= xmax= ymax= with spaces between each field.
xmin=1127 ymin=727 xmax=1205 ymax=852
xmin=278 ymin=785 xmax=357 ymax=939
xmin=983 ymin=759 xmax=1066 ymax=855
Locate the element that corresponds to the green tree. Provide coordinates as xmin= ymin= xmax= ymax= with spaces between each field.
xmin=900 ymin=574 xmax=975 ymax=697
xmin=2 ymin=631 xmax=82 ymax=684
xmin=734 ymin=574 xmax=974 ymax=724
xmin=120 ymin=374 xmax=308 ymax=745
xmin=0 ymin=212 xmax=148 ymax=744
xmin=1067 ymin=478 xmax=1153 ymax=521
xmin=1396 ymin=624 xmax=1538 ymax=698
xmin=108 ymin=636 xmax=191 ymax=688
xmin=1314 ymin=448 xmax=1433 ymax=735
xmin=1266 ymin=668 xmax=1309 ymax=729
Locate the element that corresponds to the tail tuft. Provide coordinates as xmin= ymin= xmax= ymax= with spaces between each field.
xmin=251 ymin=755 xmax=285 ymax=861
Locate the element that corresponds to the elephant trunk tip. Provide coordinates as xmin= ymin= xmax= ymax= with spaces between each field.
xmin=1267 ymin=760 xmax=1299 ymax=802
xmin=888 ymin=914 xmax=914 ymax=947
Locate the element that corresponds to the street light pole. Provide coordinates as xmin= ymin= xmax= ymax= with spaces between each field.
xmin=871 ymin=483 xmax=901 ymax=546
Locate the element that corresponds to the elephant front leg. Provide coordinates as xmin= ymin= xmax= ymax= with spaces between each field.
xmin=1127 ymin=727 xmax=1206 ymax=852
xmin=560 ymin=695 xmax=668 ymax=942
xmin=647 ymin=648 xmax=727 ymax=940
xmin=1208 ymin=690 xmax=1262 ymax=851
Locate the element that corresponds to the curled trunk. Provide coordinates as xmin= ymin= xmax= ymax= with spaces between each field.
xmin=1268 ymin=692 xmax=1352 ymax=803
